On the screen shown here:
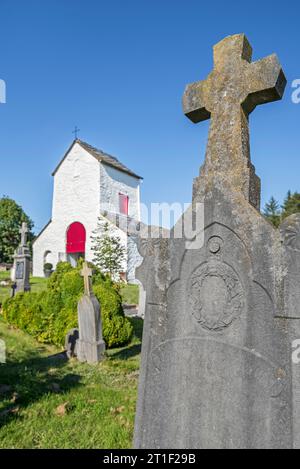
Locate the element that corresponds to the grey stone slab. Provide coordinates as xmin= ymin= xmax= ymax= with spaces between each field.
xmin=76 ymin=263 xmax=105 ymax=364
xmin=134 ymin=34 xmax=294 ymax=449
xmin=280 ymin=213 xmax=300 ymax=448
xmin=65 ymin=328 xmax=79 ymax=358
xmin=12 ymin=222 xmax=31 ymax=293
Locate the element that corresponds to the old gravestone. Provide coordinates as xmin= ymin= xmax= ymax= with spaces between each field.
xmin=134 ymin=34 xmax=300 ymax=449
xmin=77 ymin=262 xmax=105 ymax=364
xmin=11 ymin=222 xmax=31 ymax=294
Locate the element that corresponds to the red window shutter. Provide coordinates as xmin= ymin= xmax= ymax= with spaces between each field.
xmin=66 ymin=222 xmax=86 ymax=254
xmin=119 ymin=193 xmax=129 ymax=215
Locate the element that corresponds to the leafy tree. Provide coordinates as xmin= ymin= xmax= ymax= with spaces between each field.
xmin=281 ymin=191 xmax=300 ymax=220
xmin=263 ymin=196 xmax=281 ymax=228
xmin=91 ymin=218 xmax=126 ymax=279
xmin=0 ymin=196 xmax=34 ymax=263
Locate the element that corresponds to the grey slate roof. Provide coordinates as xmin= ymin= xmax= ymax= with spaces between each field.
xmin=52 ymin=139 xmax=143 ymax=180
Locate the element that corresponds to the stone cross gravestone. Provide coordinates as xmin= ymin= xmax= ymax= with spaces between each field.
xmin=134 ymin=34 xmax=300 ymax=449
xmin=12 ymin=222 xmax=31 ymax=293
xmin=77 ymin=262 xmax=105 ymax=364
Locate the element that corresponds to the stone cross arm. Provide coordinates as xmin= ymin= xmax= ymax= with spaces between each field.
xmin=243 ymin=54 xmax=286 ymax=114
xmin=182 ymin=79 xmax=211 ymax=123
xmin=182 ymin=34 xmax=286 ymax=123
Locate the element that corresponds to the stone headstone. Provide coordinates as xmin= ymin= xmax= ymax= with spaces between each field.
xmin=10 ymin=282 xmax=17 ymax=298
xmin=12 ymin=222 xmax=31 ymax=293
xmin=65 ymin=328 xmax=79 ymax=358
xmin=77 ymin=262 xmax=105 ymax=364
xmin=134 ymin=34 xmax=298 ymax=449
xmin=280 ymin=213 xmax=300 ymax=448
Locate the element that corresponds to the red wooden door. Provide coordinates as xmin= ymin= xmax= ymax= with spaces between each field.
xmin=66 ymin=222 xmax=86 ymax=254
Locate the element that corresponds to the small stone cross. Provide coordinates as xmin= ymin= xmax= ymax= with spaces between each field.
xmin=19 ymin=222 xmax=28 ymax=246
xmin=81 ymin=262 xmax=93 ymax=296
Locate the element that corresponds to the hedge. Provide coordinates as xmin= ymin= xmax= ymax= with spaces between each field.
xmin=3 ymin=261 xmax=133 ymax=348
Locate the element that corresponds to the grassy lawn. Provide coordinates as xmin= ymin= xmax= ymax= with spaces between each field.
xmin=119 ymin=284 xmax=139 ymax=304
xmin=0 ymin=274 xmax=48 ymax=305
xmin=0 ymin=316 xmax=142 ymax=448
xmin=0 ymin=271 xmax=12 ymax=304
xmin=0 ymin=272 xmax=9 ymax=280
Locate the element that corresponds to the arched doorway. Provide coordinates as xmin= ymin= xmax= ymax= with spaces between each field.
xmin=66 ymin=222 xmax=86 ymax=267
xmin=43 ymin=250 xmax=53 ymax=265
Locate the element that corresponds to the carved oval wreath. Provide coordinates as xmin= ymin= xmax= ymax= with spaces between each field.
xmin=189 ymin=260 xmax=245 ymax=331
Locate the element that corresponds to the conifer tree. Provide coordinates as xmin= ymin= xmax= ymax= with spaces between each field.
xmin=91 ymin=218 xmax=126 ymax=279
xmin=263 ymin=196 xmax=281 ymax=228
xmin=281 ymin=191 xmax=300 ymax=219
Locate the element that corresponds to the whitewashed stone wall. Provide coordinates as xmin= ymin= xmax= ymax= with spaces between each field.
xmin=33 ymin=143 xmax=101 ymax=277
xmin=33 ymin=142 xmax=142 ymax=279
xmin=100 ymin=164 xmax=141 ymax=220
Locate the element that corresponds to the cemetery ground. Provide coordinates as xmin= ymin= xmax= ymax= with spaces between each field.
xmin=0 ymin=314 xmax=142 ymax=448
xmin=0 ymin=271 xmax=47 ymax=304
xmin=0 ymin=271 xmax=140 ymax=448
xmin=0 ymin=271 xmax=139 ymax=306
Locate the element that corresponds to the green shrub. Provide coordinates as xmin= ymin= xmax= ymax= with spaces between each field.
xmin=3 ymin=262 xmax=133 ymax=348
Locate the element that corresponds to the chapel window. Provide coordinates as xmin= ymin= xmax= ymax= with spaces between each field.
xmin=119 ymin=193 xmax=129 ymax=215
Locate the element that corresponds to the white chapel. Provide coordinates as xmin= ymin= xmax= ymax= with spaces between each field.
xmin=33 ymin=139 xmax=143 ymax=279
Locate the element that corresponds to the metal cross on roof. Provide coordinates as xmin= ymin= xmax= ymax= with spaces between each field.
xmin=72 ymin=126 xmax=80 ymax=140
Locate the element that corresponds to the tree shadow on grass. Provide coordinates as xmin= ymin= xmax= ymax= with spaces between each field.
xmin=129 ymin=317 xmax=143 ymax=342
xmin=0 ymin=350 xmax=82 ymax=429
xmin=110 ymin=343 xmax=142 ymax=361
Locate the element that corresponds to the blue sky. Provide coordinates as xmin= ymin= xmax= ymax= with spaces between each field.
xmin=0 ymin=0 xmax=299 ymax=233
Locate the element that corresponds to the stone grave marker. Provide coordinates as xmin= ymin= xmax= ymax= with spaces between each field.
xmin=133 ymin=34 xmax=300 ymax=449
xmin=11 ymin=222 xmax=31 ymax=293
xmin=65 ymin=328 xmax=79 ymax=359
xmin=77 ymin=262 xmax=105 ymax=364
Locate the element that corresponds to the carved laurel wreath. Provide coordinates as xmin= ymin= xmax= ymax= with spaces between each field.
xmin=189 ymin=260 xmax=245 ymax=331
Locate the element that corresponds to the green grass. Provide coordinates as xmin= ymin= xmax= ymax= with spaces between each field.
xmin=0 ymin=272 xmax=11 ymax=304
xmin=0 ymin=276 xmax=48 ymax=305
xmin=119 ymin=284 xmax=139 ymax=305
xmin=30 ymin=276 xmax=48 ymax=295
xmin=0 ymin=316 xmax=142 ymax=448
xmin=0 ymin=272 xmax=9 ymax=281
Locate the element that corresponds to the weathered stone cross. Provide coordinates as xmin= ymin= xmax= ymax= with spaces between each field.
xmin=20 ymin=222 xmax=28 ymax=246
xmin=81 ymin=261 xmax=93 ymax=296
xmin=183 ymin=34 xmax=286 ymax=208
